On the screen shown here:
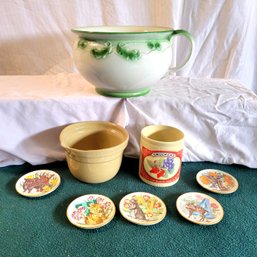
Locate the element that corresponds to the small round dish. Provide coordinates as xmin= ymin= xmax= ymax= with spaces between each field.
xmin=119 ymin=192 xmax=166 ymax=226
xmin=196 ymin=169 xmax=239 ymax=194
xmin=66 ymin=194 xmax=116 ymax=229
xmin=15 ymin=169 xmax=61 ymax=198
xmin=176 ymin=192 xmax=224 ymax=225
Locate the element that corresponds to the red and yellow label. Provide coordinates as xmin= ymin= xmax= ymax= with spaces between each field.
xmin=140 ymin=146 xmax=183 ymax=184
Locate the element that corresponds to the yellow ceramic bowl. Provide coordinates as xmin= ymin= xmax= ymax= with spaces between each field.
xmin=60 ymin=121 xmax=129 ymax=183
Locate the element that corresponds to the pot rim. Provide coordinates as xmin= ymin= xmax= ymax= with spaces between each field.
xmin=72 ymin=26 xmax=173 ymax=35
xmin=59 ymin=121 xmax=129 ymax=154
xmin=141 ymin=125 xmax=184 ymax=145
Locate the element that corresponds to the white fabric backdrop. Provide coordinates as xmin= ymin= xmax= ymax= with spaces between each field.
xmin=1 ymin=0 xmax=257 ymax=93
xmin=1 ymin=73 xmax=257 ymax=168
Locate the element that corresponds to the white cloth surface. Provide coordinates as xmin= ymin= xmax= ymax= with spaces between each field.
xmin=0 ymin=0 xmax=257 ymax=93
xmin=0 ymin=73 xmax=257 ymax=168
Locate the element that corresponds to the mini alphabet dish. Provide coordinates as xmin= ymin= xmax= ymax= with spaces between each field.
xmin=196 ymin=169 xmax=239 ymax=194
xmin=15 ymin=169 xmax=61 ymax=198
xmin=119 ymin=192 xmax=167 ymax=226
xmin=66 ymin=194 xmax=116 ymax=229
xmin=176 ymin=192 xmax=224 ymax=225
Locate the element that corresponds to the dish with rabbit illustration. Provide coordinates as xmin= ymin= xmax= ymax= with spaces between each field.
xmin=119 ymin=192 xmax=166 ymax=225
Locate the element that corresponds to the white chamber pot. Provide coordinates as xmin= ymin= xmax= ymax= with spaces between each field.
xmin=72 ymin=26 xmax=194 ymax=98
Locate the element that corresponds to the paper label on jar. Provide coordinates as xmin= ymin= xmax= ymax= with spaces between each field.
xmin=140 ymin=146 xmax=183 ymax=184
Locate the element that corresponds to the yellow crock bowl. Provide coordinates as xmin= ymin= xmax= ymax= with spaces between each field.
xmin=60 ymin=121 xmax=129 ymax=183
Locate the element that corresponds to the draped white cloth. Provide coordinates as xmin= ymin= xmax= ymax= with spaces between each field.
xmin=1 ymin=0 xmax=257 ymax=93
xmin=0 ymin=73 xmax=257 ymax=168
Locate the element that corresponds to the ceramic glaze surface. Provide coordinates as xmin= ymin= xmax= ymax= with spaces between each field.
xmin=196 ymin=169 xmax=239 ymax=194
xmin=119 ymin=192 xmax=166 ymax=225
xmin=67 ymin=194 xmax=116 ymax=229
xmin=176 ymin=192 xmax=224 ymax=225
xmin=15 ymin=170 xmax=61 ymax=197
xmin=139 ymin=125 xmax=184 ymax=187
xmin=72 ymin=26 xmax=194 ymax=97
xmin=59 ymin=121 xmax=129 ymax=183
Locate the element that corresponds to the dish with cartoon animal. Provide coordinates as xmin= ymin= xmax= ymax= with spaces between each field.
xmin=176 ymin=192 xmax=224 ymax=225
xmin=196 ymin=169 xmax=239 ymax=194
xmin=66 ymin=194 xmax=116 ymax=229
xmin=119 ymin=192 xmax=166 ymax=225
xmin=15 ymin=169 xmax=61 ymax=197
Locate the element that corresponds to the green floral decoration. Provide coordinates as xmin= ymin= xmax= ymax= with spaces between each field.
xmin=77 ymin=39 xmax=88 ymax=49
xmin=147 ymin=41 xmax=162 ymax=51
xmin=91 ymin=41 xmax=113 ymax=59
xmin=116 ymin=43 xmax=141 ymax=61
